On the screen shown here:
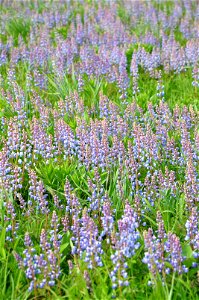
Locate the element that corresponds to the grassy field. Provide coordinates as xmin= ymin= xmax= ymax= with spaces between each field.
xmin=0 ymin=1 xmax=198 ymax=299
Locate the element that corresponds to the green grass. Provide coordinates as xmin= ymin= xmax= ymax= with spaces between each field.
xmin=5 ymin=18 xmax=31 ymax=46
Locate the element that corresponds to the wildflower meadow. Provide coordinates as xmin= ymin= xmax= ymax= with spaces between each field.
xmin=0 ymin=1 xmax=198 ymax=299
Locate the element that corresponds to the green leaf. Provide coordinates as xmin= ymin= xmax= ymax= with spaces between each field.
xmin=60 ymin=242 xmax=69 ymax=254
xmin=0 ymin=228 xmax=6 ymax=259
xmin=182 ymin=244 xmax=193 ymax=258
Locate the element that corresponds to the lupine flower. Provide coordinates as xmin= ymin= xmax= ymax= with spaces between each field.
xmin=64 ymin=178 xmax=81 ymax=217
xmin=101 ymin=199 xmax=114 ymax=243
xmin=4 ymin=201 xmax=19 ymax=242
xmin=156 ymin=71 xmax=165 ymax=101
xmin=143 ymin=213 xmax=188 ymax=283
xmin=131 ymin=52 xmax=139 ymax=95
xmin=110 ymin=202 xmax=140 ymax=289
xmin=17 ymin=228 xmax=61 ymax=292
xmin=185 ymin=207 xmax=199 ymax=259
xmin=79 ymin=208 xmax=103 ymax=269
xmin=165 ymin=233 xmax=187 ymax=274
xmin=192 ymin=64 xmax=199 ymax=88
xmin=28 ymin=170 xmax=49 ymax=215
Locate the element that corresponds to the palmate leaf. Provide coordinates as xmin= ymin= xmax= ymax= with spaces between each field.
xmin=35 ymin=158 xmax=78 ymax=189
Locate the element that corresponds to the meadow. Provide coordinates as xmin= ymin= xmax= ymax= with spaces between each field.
xmin=0 ymin=0 xmax=198 ymax=299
